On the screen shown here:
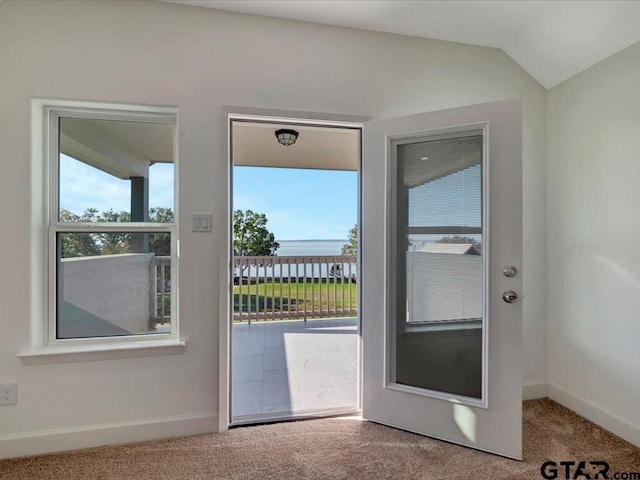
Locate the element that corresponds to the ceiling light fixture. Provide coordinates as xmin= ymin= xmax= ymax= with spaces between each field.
xmin=275 ymin=129 xmax=299 ymax=146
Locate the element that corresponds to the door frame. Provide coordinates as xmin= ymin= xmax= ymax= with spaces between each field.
xmin=218 ymin=105 xmax=369 ymax=431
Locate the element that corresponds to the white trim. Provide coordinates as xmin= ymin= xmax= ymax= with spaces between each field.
xmin=51 ymin=223 xmax=174 ymax=232
xmin=17 ymin=339 xmax=186 ymax=365
xmin=386 ymin=382 xmax=487 ymax=408
xmin=218 ymin=107 xmax=232 ymax=433
xmin=220 ymin=105 xmax=368 ymax=432
xmin=522 ymin=382 xmax=548 ymax=400
xmin=30 ymin=99 xmax=48 ymax=349
xmin=0 ymin=383 xmax=549 ymax=461
xmin=481 ymin=122 xmax=491 ymax=408
xmin=221 ymin=104 xmax=369 ymax=127
xmin=31 ymin=97 xmax=178 ymax=116
xmin=384 ymin=124 xmax=490 ymax=409
xmin=548 ymin=383 xmax=640 ymax=448
xmin=231 ymin=115 xmax=363 ymax=130
xmin=28 ymin=98 xmax=182 ymax=358
xmin=0 ymin=413 xmax=217 ymax=460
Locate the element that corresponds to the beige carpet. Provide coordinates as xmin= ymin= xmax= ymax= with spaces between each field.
xmin=1 ymin=399 xmax=639 ymax=479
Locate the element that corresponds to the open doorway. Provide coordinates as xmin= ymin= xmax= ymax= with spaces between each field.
xmin=230 ymin=118 xmax=361 ymax=424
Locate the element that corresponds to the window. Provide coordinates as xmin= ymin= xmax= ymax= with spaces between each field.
xmin=390 ymin=130 xmax=485 ymax=398
xmin=42 ymin=102 xmax=178 ymax=345
xmin=395 ymin=132 xmax=484 ymax=325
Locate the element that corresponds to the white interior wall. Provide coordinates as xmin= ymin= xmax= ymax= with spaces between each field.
xmin=0 ymin=0 xmax=546 ymax=458
xmin=546 ymin=41 xmax=640 ymax=446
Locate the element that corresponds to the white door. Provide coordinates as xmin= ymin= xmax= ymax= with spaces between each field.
xmin=361 ymin=99 xmax=523 ymax=459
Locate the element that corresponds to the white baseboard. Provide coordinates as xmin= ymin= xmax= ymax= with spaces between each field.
xmin=548 ymin=383 xmax=640 ymax=448
xmin=3 ymin=385 xmax=637 ymax=459
xmin=522 ymin=383 xmax=548 ymax=400
xmin=0 ymin=413 xmax=218 ymax=460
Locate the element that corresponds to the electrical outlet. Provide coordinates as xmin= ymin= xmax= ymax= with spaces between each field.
xmin=0 ymin=382 xmax=17 ymax=406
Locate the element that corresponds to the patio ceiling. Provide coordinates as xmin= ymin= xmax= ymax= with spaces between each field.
xmin=232 ymin=121 xmax=359 ymax=172
xmin=60 ymin=118 xmax=174 ymax=179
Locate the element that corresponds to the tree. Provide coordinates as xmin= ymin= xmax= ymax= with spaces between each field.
xmin=341 ymin=224 xmax=358 ymax=255
xmin=233 ymin=210 xmax=279 ymax=257
xmin=149 ymin=207 xmax=174 ymax=224
xmin=95 ymin=209 xmax=132 ymax=255
xmin=59 ymin=209 xmax=101 ymax=258
xmin=59 ymin=207 xmax=175 ymax=257
xmin=436 ymin=235 xmax=481 ymax=250
xmin=96 ymin=208 xmax=174 ymax=255
xmin=149 ymin=207 xmax=174 ymax=256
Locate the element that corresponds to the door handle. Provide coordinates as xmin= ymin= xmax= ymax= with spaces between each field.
xmin=502 ymin=290 xmax=518 ymax=303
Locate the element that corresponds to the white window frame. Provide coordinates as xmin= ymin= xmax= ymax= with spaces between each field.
xmin=20 ymin=99 xmax=184 ymax=364
xmin=385 ymin=125 xmax=490 ymax=407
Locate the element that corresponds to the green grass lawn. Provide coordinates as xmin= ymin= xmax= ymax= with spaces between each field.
xmin=233 ymin=281 xmax=357 ymax=320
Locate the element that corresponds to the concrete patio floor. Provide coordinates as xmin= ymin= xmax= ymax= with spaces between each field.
xmin=232 ymin=317 xmax=359 ymax=421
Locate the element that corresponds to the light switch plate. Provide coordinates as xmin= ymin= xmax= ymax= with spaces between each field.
xmin=192 ymin=213 xmax=213 ymax=232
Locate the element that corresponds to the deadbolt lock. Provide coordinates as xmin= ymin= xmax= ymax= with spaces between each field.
xmin=502 ymin=265 xmax=517 ymax=278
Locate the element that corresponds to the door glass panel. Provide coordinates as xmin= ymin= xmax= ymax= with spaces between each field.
xmin=392 ymin=132 xmax=484 ymax=399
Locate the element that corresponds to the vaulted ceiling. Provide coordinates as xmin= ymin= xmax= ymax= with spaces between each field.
xmin=161 ymin=0 xmax=640 ymax=88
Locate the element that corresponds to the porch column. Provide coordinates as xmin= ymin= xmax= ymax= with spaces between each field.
xmin=130 ymin=176 xmax=149 ymax=252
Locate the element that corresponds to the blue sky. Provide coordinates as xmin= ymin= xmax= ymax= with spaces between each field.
xmin=59 ymin=154 xmax=174 ymax=215
xmin=59 ymin=155 xmax=358 ymax=240
xmin=233 ymin=166 xmax=357 ymax=240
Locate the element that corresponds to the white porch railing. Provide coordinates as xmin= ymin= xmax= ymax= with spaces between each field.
xmin=152 ymin=256 xmax=171 ymax=324
xmin=233 ymin=255 xmax=357 ymax=323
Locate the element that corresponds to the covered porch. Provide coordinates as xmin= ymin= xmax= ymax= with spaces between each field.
xmin=232 ymin=317 xmax=359 ymax=421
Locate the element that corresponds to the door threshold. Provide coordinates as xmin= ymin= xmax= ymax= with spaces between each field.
xmin=231 ymin=406 xmax=361 ymax=427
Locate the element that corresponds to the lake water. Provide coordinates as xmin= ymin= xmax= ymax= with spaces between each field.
xmin=276 ymin=239 xmax=346 ymax=256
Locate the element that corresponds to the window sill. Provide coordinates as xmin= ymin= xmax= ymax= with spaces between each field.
xmin=17 ymin=339 xmax=186 ymax=365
